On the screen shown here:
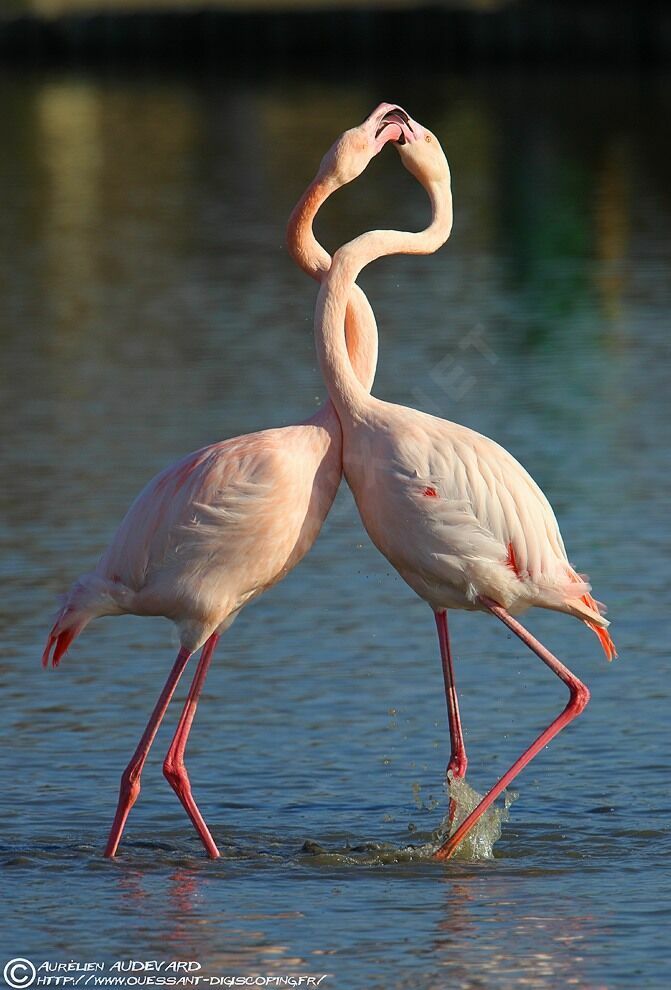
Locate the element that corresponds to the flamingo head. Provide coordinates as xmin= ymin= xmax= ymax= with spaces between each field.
xmin=393 ymin=113 xmax=451 ymax=187
xmin=317 ymin=103 xmax=416 ymax=188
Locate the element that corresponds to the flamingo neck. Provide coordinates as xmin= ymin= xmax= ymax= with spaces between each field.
xmin=287 ymin=172 xmax=378 ymax=400
xmin=286 ymin=175 xmax=335 ymax=280
xmin=314 ymin=174 xmax=453 ymax=422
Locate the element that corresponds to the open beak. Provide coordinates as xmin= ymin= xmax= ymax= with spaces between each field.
xmin=375 ymin=105 xmax=415 ymax=146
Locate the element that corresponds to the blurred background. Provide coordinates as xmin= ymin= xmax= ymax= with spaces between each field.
xmin=1 ymin=3 xmax=670 ymax=990
xmin=2 ymin=0 xmax=671 ymax=63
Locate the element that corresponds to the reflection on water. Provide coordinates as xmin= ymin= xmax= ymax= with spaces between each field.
xmin=1 ymin=69 xmax=670 ymax=990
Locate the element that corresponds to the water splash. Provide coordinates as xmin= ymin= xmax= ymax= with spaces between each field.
xmin=432 ymin=774 xmax=517 ymax=861
xmin=295 ymin=777 xmax=516 ymax=867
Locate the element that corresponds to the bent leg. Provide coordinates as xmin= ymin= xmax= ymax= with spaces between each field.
xmin=163 ymin=633 xmax=220 ymax=859
xmin=105 ymin=646 xmax=192 ymax=858
xmin=434 ymin=598 xmax=590 ymax=861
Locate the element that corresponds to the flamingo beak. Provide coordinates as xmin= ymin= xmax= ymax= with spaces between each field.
xmin=375 ymin=106 xmax=414 ymax=146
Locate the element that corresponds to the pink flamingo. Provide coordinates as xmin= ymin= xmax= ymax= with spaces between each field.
xmin=313 ymin=110 xmax=617 ymax=860
xmin=42 ymin=104 xmax=411 ymax=859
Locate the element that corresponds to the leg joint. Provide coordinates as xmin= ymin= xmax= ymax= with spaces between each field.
xmin=120 ymin=765 xmax=141 ymax=802
xmin=448 ymin=753 xmax=468 ymax=779
xmin=163 ymin=757 xmax=192 ymax=800
xmin=163 ymin=757 xmax=182 ymax=785
xmin=571 ymin=680 xmax=591 ymax=715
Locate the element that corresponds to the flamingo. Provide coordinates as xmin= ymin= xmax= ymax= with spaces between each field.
xmin=42 ymin=103 xmax=411 ymax=859
xmin=313 ymin=110 xmax=617 ymax=860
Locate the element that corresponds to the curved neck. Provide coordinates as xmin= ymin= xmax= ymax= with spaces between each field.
xmin=287 ymin=174 xmax=378 ymax=394
xmin=287 ymin=175 xmax=336 ymax=279
xmin=314 ymin=174 xmax=453 ymax=421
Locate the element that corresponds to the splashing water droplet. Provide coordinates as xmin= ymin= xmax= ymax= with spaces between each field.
xmin=434 ymin=775 xmax=517 ymax=861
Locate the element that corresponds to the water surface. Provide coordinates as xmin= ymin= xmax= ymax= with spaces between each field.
xmin=1 ymin=69 xmax=670 ymax=989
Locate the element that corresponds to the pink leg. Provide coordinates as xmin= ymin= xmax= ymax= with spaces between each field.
xmin=434 ymin=597 xmax=590 ymax=861
xmin=435 ymin=609 xmax=467 ymax=780
xmin=104 ymin=646 xmax=192 ymax=858
xmin=163 ymin=633 xmax=221 ymax=859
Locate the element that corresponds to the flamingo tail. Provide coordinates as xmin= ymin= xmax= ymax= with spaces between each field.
xmin=562 ymin=570 xmax=617 ymax=661
xmin=579 ymin=590 xmax=618 ymax=661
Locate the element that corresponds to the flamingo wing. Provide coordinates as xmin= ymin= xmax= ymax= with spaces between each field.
xmin=363 ymin=407 xmax=616 ymax=659
xmin=100 ymin=430 xmax=307 ymax=589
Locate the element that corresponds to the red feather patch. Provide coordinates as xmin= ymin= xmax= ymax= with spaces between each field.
xmin=506 ymin=541 xmax=523 ymax=578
